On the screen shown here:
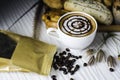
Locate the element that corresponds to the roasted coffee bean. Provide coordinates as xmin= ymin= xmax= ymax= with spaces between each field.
xmin=57 ymin=62 xmax=63 ymax=67
xmin=74 ymin=56 xmax=79 ymax=59
xmin=65 ymin=59 xmax=76 ymax=68
xmin=83 ymin=63 xmax=88 ymax=67
xmin=51 ymin=75 xmax=57 ymax=80
xmin=59 ymin=52 xmax=66 ymax=56
xmin=63 ymin=70 xmax=68 ymax=75
xmin=68 ymin=53 xmax=72 ymax=57
xmin=70 ymin=71 xmax=75 ymax=75
xmin=68 ymin=53 xmax=79 ymax=59
xmin=69 ymin=59 xmax=76 ymax=64
xmin=59 ymin=68 xmax=68 ymax=74
xmin=63 ymin=56 xmax=68 ymax=60
xmin=70 ymin=78 xmax=74 ymax=80
xmin=62 ymin=51 xmax=67 ymax=55
xmin=68 ymin=52 xmax=82 ymax=59
xmin=59 ymin=68 xmax=66 ymax=71
xmin=69 ymin=65 xmax=80 ymax=75
xmin=109 ymin=68 xmax=114 ymax=72
xmin=71 ymin=59 xmax=76 ymax=63
xmin=66 ymin=48 xmax=70 ymax=52
xmin=66 ymin=55 xmax=71 ymax=60
xmin=51 ymin=75 xmax=56 ymax=78
xmin=78 ymin=55 xmax=82 ymax=59
xmin=68 ymin=66 xmax=74 ymax=72
xmin=52 ymin=78 xmax=57 ymax=80
xmin=60 ymin=56 xmax=66 ymax=62
xmin=71 ymin=55 xmax=76 ymax=58
xmin=59 ymin=53 xmax=63 ymax=56
xmin=54 ymin=56 xmax=59 ymax=61
xmin=56 ymin=61 xmax=62 ymax=67
xmin=53 ymin=63 xmax=59 ymax=70
xmin=74 ymin=65 xmax=80 ymax=72
xmin=52 ymin=77 xmax=57 ymax=80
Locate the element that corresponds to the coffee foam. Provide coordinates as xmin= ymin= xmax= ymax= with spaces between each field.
xmin=59 ymin=13 xmax=96 ymax=37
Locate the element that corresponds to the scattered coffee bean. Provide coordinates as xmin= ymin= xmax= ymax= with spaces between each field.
xmin=68 ymin=66 xmax=74 ymax=72
xmin=59 ymin=68 xmax=68 ymax=75
xmin=52 ymin=63 xmax=59 ymax=70
xmin=51 ymin=75 xmax=57 ymax=80
xmin=71 ymin=55 xmax=76 ymax=58
xmin=70 ymin=71 xmax=75 ymax=75
xmin=59 ymin=68 xmax=66 ymax=71
xmin=78 ymin=55 xmax=82 ymax=59
xmin=74 ymin=56 xmax=79 ymax=59
xmin=68 ymin=53 xmax=72 ymax=57
xmin=70 ymin=78 xmax=74 ymax=80
xmin=109 ymin=68 xmax=114 ymax=72
xmin=68 ymin=53 xmax=80 ymax=59
xmin=74 ymin=65 xmax=80 ymax=72
xmin=60 ymin=51 xmax=66 ymax=56
xmin=83 ymin=63 xmax=88 ymax=67
xmin=69 ymin=65 xmax=80 ymax=75
xmin=51 ymin=75 xmax=56 ymax=78
xmin=63 ymin=70 xmax=68 ymax=75
xmin=66 ymin=48 xmax=70 ymax=52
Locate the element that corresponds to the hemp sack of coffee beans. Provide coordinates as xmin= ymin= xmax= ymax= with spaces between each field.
xmin=52 ymin=48 xmax=82 ymax=75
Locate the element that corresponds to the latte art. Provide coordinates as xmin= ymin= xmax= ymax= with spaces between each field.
xmin=47 ymin=12 xmax=97 ymax=49
xmin=59 ymin=14 xmax=95 ymax=37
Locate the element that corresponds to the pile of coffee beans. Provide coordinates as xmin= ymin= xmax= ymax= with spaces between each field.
xmin=52 ymin=48 xmax=82 ymax=75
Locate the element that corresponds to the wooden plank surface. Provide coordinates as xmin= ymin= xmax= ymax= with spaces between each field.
xmin=0 ymin=0 xmax=120 ymax=80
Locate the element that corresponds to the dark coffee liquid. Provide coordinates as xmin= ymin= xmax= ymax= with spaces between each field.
xmin=59 ymin=13 xmax=96 ymax=37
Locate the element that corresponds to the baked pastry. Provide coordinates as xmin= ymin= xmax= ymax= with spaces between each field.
xmin=43 ymin=0 xmax=66 ymax=9
xmin=42 ymin=9 xmax=67 ymax=29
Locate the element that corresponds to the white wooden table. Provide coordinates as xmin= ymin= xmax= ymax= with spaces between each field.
xmin=0 ymin=0 xmax=120 ymax=80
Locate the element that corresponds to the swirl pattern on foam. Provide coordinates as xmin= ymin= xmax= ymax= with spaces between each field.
xmin=60 ymin=15 xmax=93 ymax=37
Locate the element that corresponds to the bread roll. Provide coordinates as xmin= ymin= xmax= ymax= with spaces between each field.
xmin=64 ymin=0 xmax=113 ymax=25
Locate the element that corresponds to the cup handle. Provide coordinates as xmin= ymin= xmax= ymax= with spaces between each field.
xmin=47 ymin=28 xmax=59 ymax=40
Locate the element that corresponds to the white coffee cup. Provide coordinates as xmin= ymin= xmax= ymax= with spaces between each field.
xmin=47 ymin=12 xmax=97 ymax=50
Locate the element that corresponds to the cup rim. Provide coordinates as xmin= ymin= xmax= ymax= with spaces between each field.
xmin=57 ymin=11 xmax=98 ymax=38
